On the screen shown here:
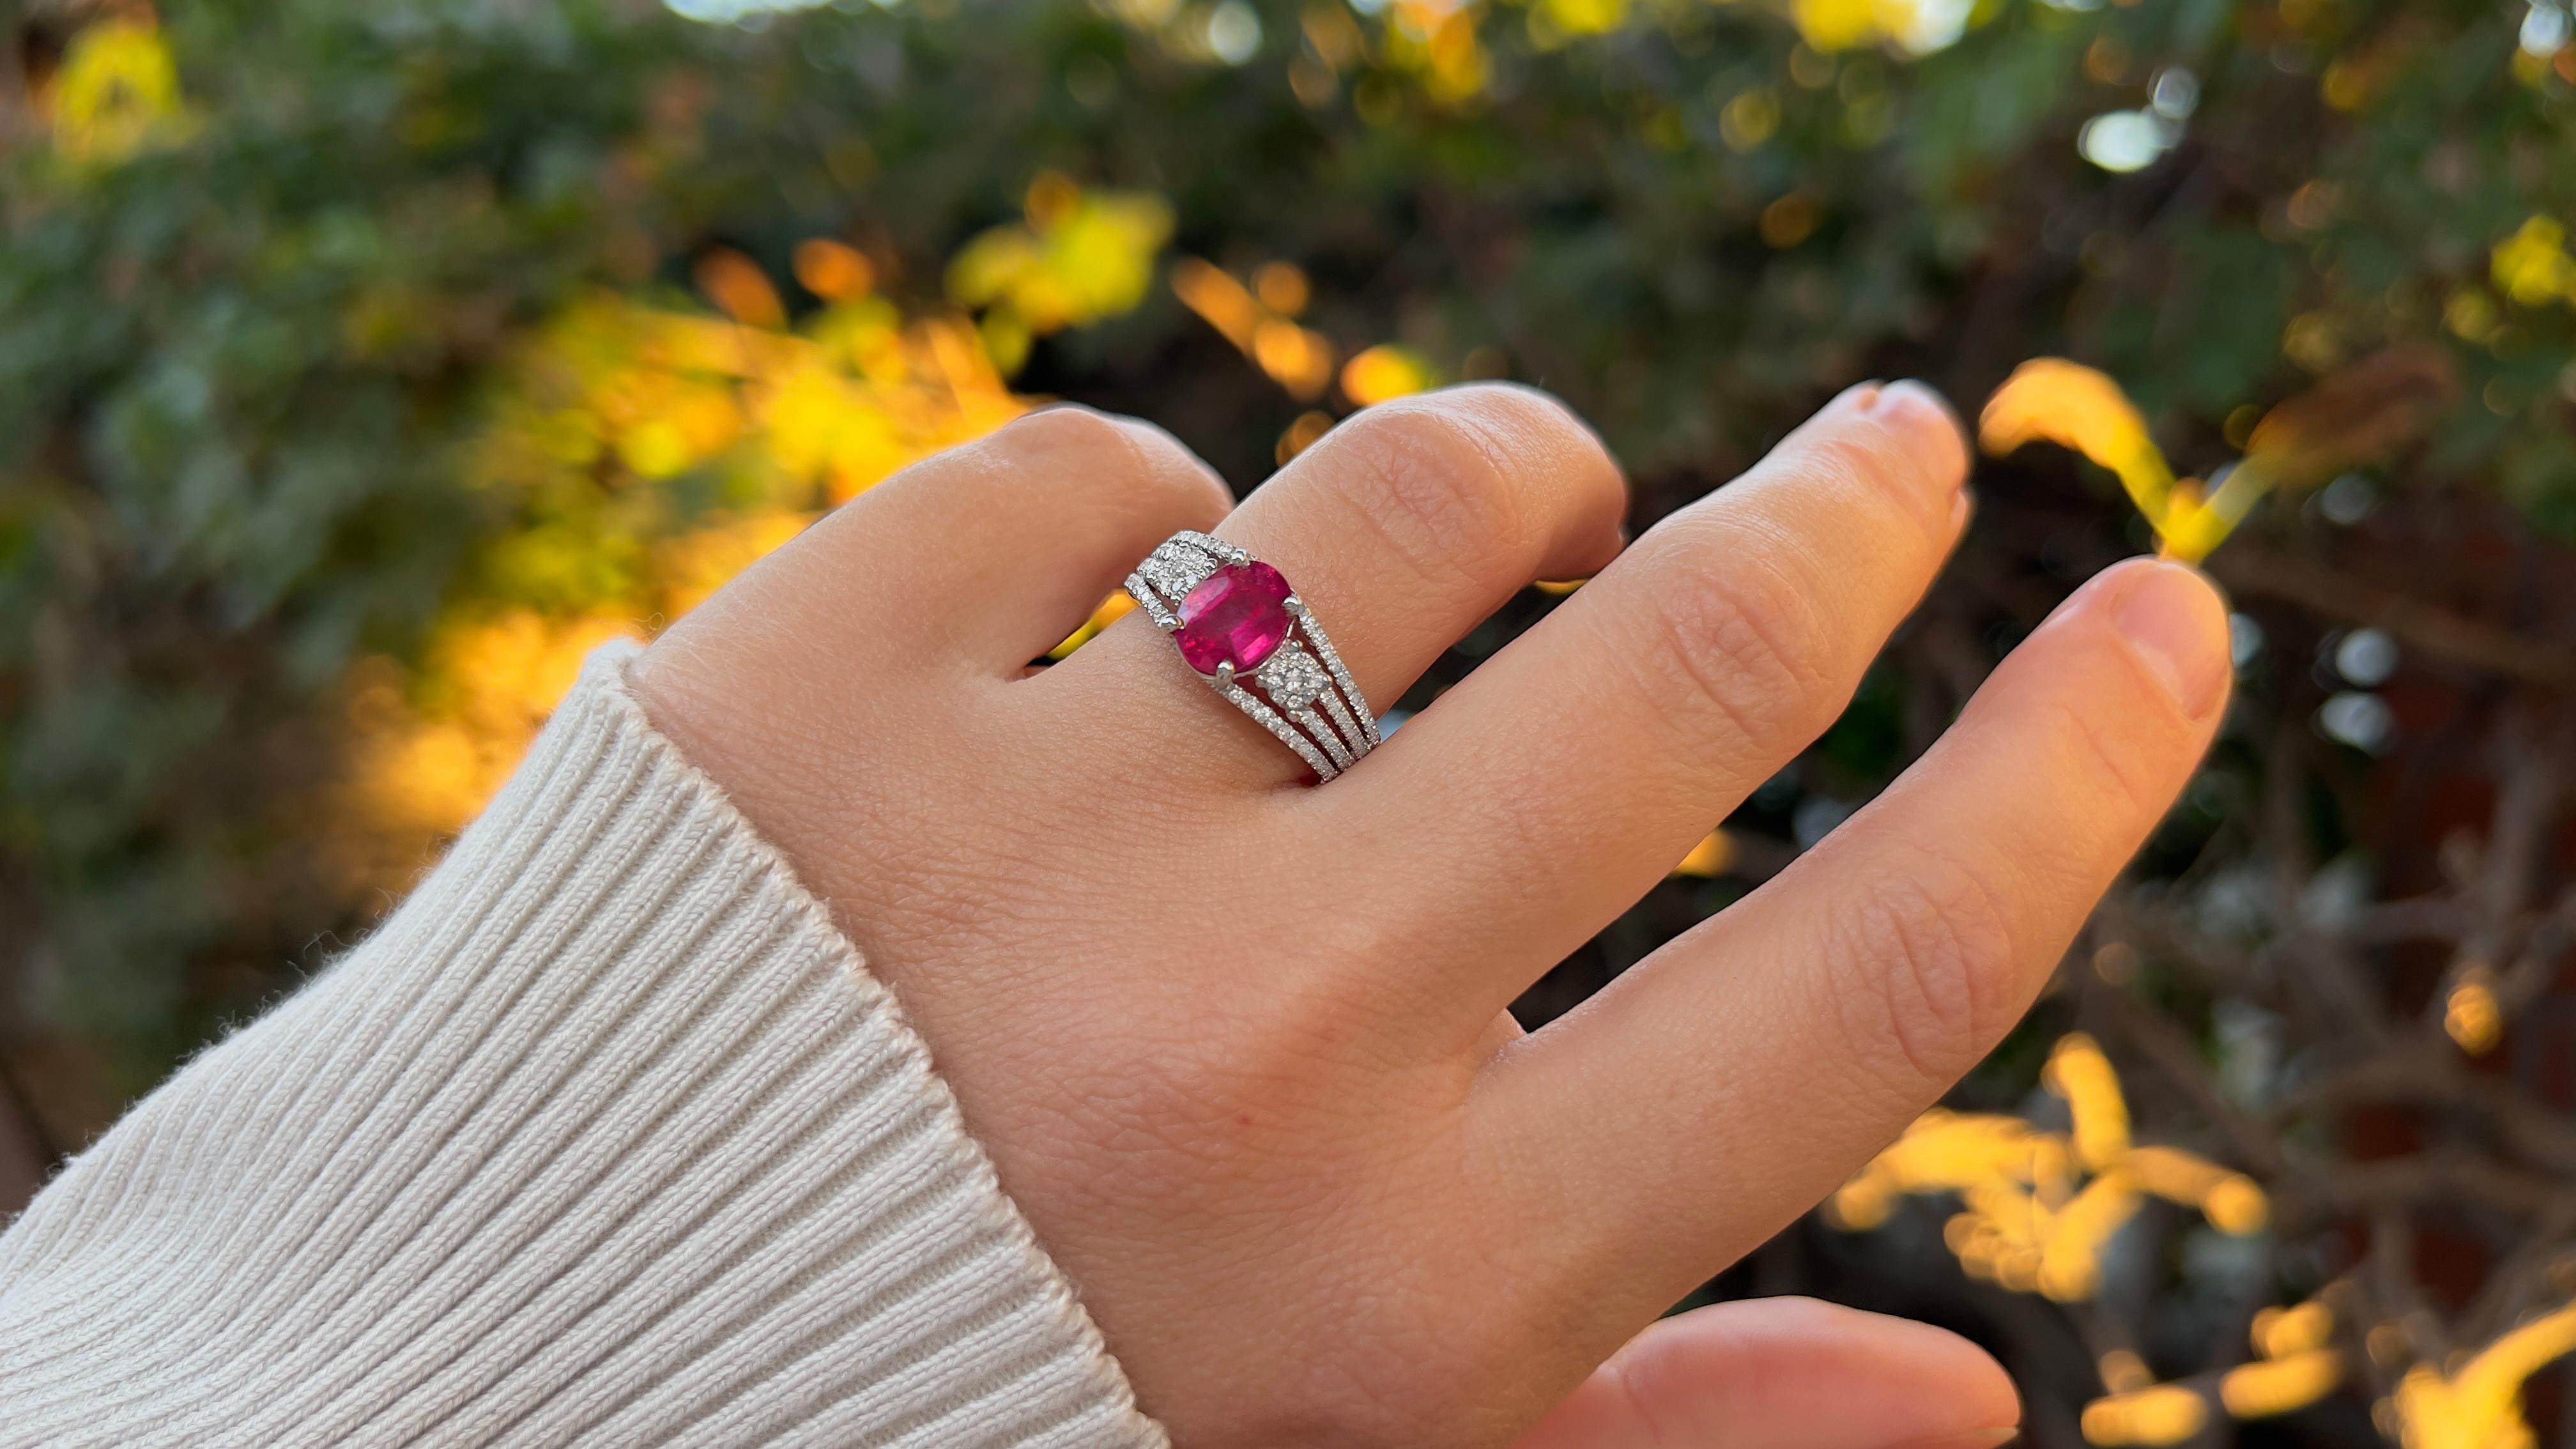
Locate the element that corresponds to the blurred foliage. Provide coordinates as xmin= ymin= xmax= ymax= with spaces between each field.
xmin=948 ymin=170 xmax=1173 ymax=369
xmin=8 ymin=0 xmax=2576 ymax=1441
xmin=346 ymin=265 xmax=1031 ymax=864
xmin=1982 ymin=348 xmax=2457 ymax=561
xmin=1835 ymin=1036 xmax=2576 ymax=1443
xmin=1831 ymin=1034 xmax=2273 ymax=1307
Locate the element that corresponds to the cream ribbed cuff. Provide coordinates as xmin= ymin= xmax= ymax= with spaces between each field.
xmin=0 ymin=643 xmax=1165 ymax=1449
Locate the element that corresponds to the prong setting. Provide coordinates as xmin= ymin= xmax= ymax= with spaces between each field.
xmin=1124 ymin=531 xmax=1380 ymax=781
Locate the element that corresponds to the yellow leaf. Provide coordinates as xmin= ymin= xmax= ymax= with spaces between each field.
xmin=49 ymin=20 xmax=190 ymax=164
xmin=2037 ymin=1171 xmax=2143 ymax=1301
xmin=947 ymin=228 xmax=1045 ymax=310
xmin=2253 ymin=1301 xmax=2336 ymax=1360
xmin=1540 ymin=0 xmax=1629 ymax=35
xmin=756 ymin=363 xmax=861 ymax=477
xmin=2044 ymin=1032 xmax=2132 ymax=1170
xmin=2202 ymin=1173 xmax=2270 ymax=1234
xmin=695 ymin=249 xmax=788 ymax=330
xmin=1832 ymin=1110 xmax=2072 ymax=1234
xmin=2099 ymin=1349 xmax=2154 ymax=1393
xmin=1254 ymin=261 xmax=1312 ymax=316
xmin=1343 ymin=344 xmax=1439 ymax=406
xmin=2082 ymin=1385 xmax=2209 ymax=1446
xmin=793 ymin=239 xmax=877 ymax=301
xmin=1981 ymin=359 xmax=2178 ymax=525
xmin=2152 ymin=464 xmax=2265 ymax=565
xmin=2446 ymin=977 xmax=2504 ymax=1055
xmin=1254 ymin=319 xmax=1339 ymax=400
xmin=1672 ymin=829 xmax=1733 ymax=877
xmin=1043 ymin=194 xmax=1176 ymax=322
xmin=617 ymin=418 xmax=697 ymax=480
xmin=2394 ymin=1301 xmax=2576 ymax=1449
xmin=2127 ymin=1144 xmax=2267 ymax=1233
xmin=2492 ymin=216 xmax=2576 ymax=306
xmin=1172 ymin=257 xmax=1265 ymax=351
xmin=951 ymin=184 xmax=1174 ymax=342
xmin=981 ymin=310 xmax=1034 ymax=378
xmin=2452 ymin=1304 xmax=2576 ymax=1423
xmin=1792 ymin=0 xmax=1880 ymax=51
xmin=2220 ymin=1350 xmax=2342 ymax=1418
xmin=1423 ymin=6 xmax=1491 ymax=102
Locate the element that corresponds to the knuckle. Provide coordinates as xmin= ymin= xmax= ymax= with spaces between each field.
xmin=1442 ymin=381 xmax=1598 ymax=459
xmin=992 ymin=402 xmax=1139 ymax=463
xmin=1834 ymin=848 xmax=2020 ymax=1089
xmin=993 ymin=405 xmax=1227 ymax=527
xmin=1326 ymin=395 xmax=1535 ymax=582
xmin=1112 ymin=416 xmax=1231 ymax=504
xmin=1449 ymin=382 xmax=1623 ymax=522
xmin=1790 ymin=422 xmax=1949 ymax=532
xmin=1626 ymin=524 xmax=1836 ymax=745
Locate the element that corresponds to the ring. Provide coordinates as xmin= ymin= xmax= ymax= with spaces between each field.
xmin=1124 ymin=531 xmax=1380 ymax=781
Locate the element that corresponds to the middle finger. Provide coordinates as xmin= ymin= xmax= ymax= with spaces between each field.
xmin=1320 ymin=381 xmax=1970 ymax=1042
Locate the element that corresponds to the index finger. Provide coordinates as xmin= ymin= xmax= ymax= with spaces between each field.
xmin=1474 ymin=557 xmax=2231 ymax=1319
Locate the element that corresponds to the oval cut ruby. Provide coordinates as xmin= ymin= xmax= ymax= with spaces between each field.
xmin=1173 ymin=561 xmax=1293 ymax=675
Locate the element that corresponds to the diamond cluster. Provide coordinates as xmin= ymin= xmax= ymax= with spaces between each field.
xmin=1140 ymin=548 xmax=1216 ymax=603
xmin=1256 ymin=644 xmax=1330 ymax=710
xmin=1125 ymin=531 xmax=1381 ymax=781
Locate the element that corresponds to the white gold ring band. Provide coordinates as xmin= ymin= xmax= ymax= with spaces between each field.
xmin=1124 ymin=531 xmax=1379 ymax=781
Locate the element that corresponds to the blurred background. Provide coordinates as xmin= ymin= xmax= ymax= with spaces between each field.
xmin=4 ymin=0 xmax=2574 ymax=1441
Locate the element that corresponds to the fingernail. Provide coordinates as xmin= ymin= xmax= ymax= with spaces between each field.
xmin=1866 ymin=379 xmax=1970 ymax=486
xmin=2112 ymin=560 xmax=2230 ymax=719
xmin=1878 ymin=1430 xmax=2018 ymax=1449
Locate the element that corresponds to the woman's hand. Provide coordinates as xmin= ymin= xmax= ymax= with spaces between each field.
xmin=628 ymin=383 xmax=2228 ymax=1447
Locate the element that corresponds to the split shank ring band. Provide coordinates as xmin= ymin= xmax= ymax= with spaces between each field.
xmin=1124 ymin=531 xmax=1381 ymax=781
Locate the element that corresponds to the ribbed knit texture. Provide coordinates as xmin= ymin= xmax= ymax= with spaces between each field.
xmin=0 ymin=643 xmax=1165 ymax=1449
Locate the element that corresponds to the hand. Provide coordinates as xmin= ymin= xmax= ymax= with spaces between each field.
xmin=629 ymin=383 xmax=2229 ymax=1447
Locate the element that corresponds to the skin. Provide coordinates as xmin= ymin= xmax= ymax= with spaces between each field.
xmin=629 ymin=381 xmax=2232 ymax=1448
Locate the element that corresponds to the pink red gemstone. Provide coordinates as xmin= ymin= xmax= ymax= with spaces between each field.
xmin=1174 ymin=561 xmax=1293 ymax=675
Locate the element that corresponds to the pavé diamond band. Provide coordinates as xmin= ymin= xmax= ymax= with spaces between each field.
xmin=1124 ymin=530 xmax=1379 ymax=781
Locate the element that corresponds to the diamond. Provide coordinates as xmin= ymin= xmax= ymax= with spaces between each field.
xmin=1257 ymin=644 xmax=1330 ymax=710
xmin=1142 ymin=549 xmax=1216 ymax=602
xmin=1174 ymin=561 xmax=1294 ymax=675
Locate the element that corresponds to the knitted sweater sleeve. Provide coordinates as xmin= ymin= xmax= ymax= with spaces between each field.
xmin=0 ymin=642 xmax=1165 ymax=1449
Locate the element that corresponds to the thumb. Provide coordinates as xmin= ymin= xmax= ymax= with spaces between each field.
xmin=1511 ymin=1297 xmax=2021 ymax=1449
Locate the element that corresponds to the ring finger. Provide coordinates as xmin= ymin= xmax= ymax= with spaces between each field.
xmin=1036 ymin=385 xmax=1628 ymax=791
